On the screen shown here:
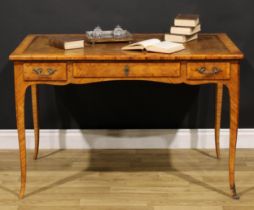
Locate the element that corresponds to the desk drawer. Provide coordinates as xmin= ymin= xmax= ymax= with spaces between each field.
xmin=23 ymin=63 xmax=67 ymax=81
xmin=187 ymin=62 xmax=230 ymax=80
xmin=73 ymin=62 xmax=181 ymax=78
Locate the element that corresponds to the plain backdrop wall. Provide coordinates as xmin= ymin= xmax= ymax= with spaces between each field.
xmin=0 ymin=0 xmax=253 ymax=129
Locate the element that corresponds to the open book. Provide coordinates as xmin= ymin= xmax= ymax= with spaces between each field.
xmin=122 ymin=39 xmax=185 ymax=54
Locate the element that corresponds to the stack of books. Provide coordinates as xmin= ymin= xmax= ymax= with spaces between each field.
xmin=165 ymin=14 xmax=201 ymax=43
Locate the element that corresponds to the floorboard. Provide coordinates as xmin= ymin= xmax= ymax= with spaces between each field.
xmin=0 ymin=149 xmax=253 ymax=210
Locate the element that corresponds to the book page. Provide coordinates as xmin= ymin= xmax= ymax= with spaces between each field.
xmin=136 ymin=39 xmax=161 ymax=47
xmin=122 ymin=39 xmax=161 ymax=50
xmin=150 ymin=41 xmax=184 ymax=50
xmin=146 ymin=41 xmax=185 ymax=54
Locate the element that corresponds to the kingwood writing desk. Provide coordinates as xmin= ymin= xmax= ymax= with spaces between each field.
xmin=9 ymin=33 xmax=244 ymax=199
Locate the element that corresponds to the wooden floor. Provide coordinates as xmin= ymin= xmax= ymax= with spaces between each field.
xmin=0 ymin=149 xmax=254 ymax=210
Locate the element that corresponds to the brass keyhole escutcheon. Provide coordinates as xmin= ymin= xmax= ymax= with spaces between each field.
xmin=124 ymin=65 xmax=130 ymax=76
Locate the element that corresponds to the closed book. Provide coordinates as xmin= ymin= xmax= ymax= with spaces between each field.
xmin=170 ymin=24 xmax=201 ymax=35
xmin=49 ymin=37 xmax=85 ymax=50
xmin=164 ymin=33 xmax=198 ymax=43
xmin=174 ymin=14 xmax=199 ymax=27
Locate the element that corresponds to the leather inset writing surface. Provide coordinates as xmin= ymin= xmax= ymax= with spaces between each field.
xmin=10 ymin=34 xmax=243 ymax=61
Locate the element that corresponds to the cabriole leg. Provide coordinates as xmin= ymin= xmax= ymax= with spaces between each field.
xmin=14 ymin=64 xmax=28 ymax=199
xmin=31 ymin=85 xmax=40 ymax=160
xmin=227 ymin=63 xmax=240 ymax=200
xmin=215 ymin=83 xmax=223 ymax=159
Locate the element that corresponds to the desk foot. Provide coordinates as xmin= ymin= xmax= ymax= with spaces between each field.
xmin=231 ymin=185 xmax=240 ymax=200
xmin=232 ymin=194 xmax=240 ymax=200
xmin=19 ymin=185 xmax=25 ymax=199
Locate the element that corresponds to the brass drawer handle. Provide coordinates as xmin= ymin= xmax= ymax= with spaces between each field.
xmin=33 ymin=68 xmax=57 ymax=76
xmin=124 ymin=65 xmax=130 ymax=76
xmin=196 ymin=67 xmax=221 ymax=75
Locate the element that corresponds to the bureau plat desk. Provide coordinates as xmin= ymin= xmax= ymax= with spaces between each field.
xmin=9 ymin=33 xmax=244 ymax=199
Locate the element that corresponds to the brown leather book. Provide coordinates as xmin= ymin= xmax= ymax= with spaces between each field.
xmin=174 ymin=14 xmax=200 ymax=27
xmin=170 ymin=24 xmax=201 ymax=35
xmin=48 ymin=37 xmax=85 ymax=50
xmin=165 ymin=33 xmax=198 ymax=43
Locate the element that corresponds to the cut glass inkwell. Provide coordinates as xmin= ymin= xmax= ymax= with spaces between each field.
xmin=86 ymin=25 xmax=133 ymax=44
xmin=92 ymin=26 xmax=103 ymax=38
xmin=113 ymin=25 xmax=127 ymax=38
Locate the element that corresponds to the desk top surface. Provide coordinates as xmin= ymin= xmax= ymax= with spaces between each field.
xmin=10 ymin=33 xmax=244 ymax=61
